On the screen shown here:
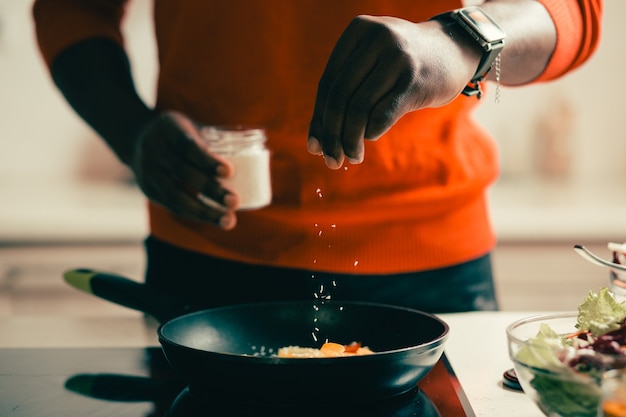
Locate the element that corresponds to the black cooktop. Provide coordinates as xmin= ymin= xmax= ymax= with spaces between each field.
xmin=0 ymin=347 xmax=474 ymax=416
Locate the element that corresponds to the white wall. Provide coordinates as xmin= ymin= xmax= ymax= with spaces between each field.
xmin=0 ymin=0 xmax=157 ymax=184
xmin=475 ymin=1 xmax=626 ymax=185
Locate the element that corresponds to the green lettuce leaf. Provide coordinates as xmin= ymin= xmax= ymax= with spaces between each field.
xmin=530 ymin=373 xmax=600 ymax=417
xmin=515 ymin=323 xmax=569 ymax=370
xmin=576 ymin=288 xmax=626 ymax=336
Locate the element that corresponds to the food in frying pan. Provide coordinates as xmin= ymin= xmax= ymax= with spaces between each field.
xmin=278 ymin=341 xmax=374 ymax=358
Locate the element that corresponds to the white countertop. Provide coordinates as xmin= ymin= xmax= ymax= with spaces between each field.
xmin=0 ymin=311 xmax=545 ymax=417
xmin=1 ymin=178 xmax=626 ymax=244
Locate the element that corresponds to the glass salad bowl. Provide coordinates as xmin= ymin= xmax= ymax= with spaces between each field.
xmin=506 ymin=311 xmax=626 ymax=417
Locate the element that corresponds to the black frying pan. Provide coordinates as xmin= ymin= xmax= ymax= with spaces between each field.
xmin=64 ymin=269 xmax=449 ymax=405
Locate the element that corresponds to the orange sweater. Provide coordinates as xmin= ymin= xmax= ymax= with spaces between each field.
xmin=33 ymin=0 xmax=602 ymax=274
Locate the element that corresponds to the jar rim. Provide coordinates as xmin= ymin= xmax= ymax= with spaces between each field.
xmin=201 ymin=125 xmax=266 ymax=143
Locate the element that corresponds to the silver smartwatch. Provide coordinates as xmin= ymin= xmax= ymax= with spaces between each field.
xmin=431 ymin=6 xmax=506 ymax=97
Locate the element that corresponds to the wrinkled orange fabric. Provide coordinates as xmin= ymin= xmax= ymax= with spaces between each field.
xmin=33 ymin=0 xmax=602 ymax=274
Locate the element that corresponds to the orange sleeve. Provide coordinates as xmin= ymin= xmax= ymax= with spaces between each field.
xmin=535 ymin=0 xmax=603 ymax=82
xmin=32 ymin=0 xmax=128 ymax=68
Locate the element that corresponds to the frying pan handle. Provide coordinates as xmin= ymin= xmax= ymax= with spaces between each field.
xmin=65 ymin=373 xmax=183 ymax=402
xmin=64 ymin=268 xmax=195 ymax=323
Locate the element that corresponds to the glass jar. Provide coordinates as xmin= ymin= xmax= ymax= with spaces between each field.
xmin=201 ymin=126 xmax=272 ymax=210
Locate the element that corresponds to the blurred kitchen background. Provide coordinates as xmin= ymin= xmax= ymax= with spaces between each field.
xmin=0 ymin=1 xmax=624 ymax=317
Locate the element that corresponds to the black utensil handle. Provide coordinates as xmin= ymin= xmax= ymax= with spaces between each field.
xmin=64 ymin=268 xmax=194 ymax=323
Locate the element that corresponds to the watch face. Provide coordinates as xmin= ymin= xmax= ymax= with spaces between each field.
xmin=458 ymin=7 xmax=506 ymax=42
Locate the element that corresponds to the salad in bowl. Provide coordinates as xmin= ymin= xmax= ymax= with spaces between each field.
xmin=507 ymin=288 xmax=626 ymax=417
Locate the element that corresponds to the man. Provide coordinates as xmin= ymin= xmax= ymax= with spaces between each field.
xmin=32 ymin=0 xmax=602 ymax=313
